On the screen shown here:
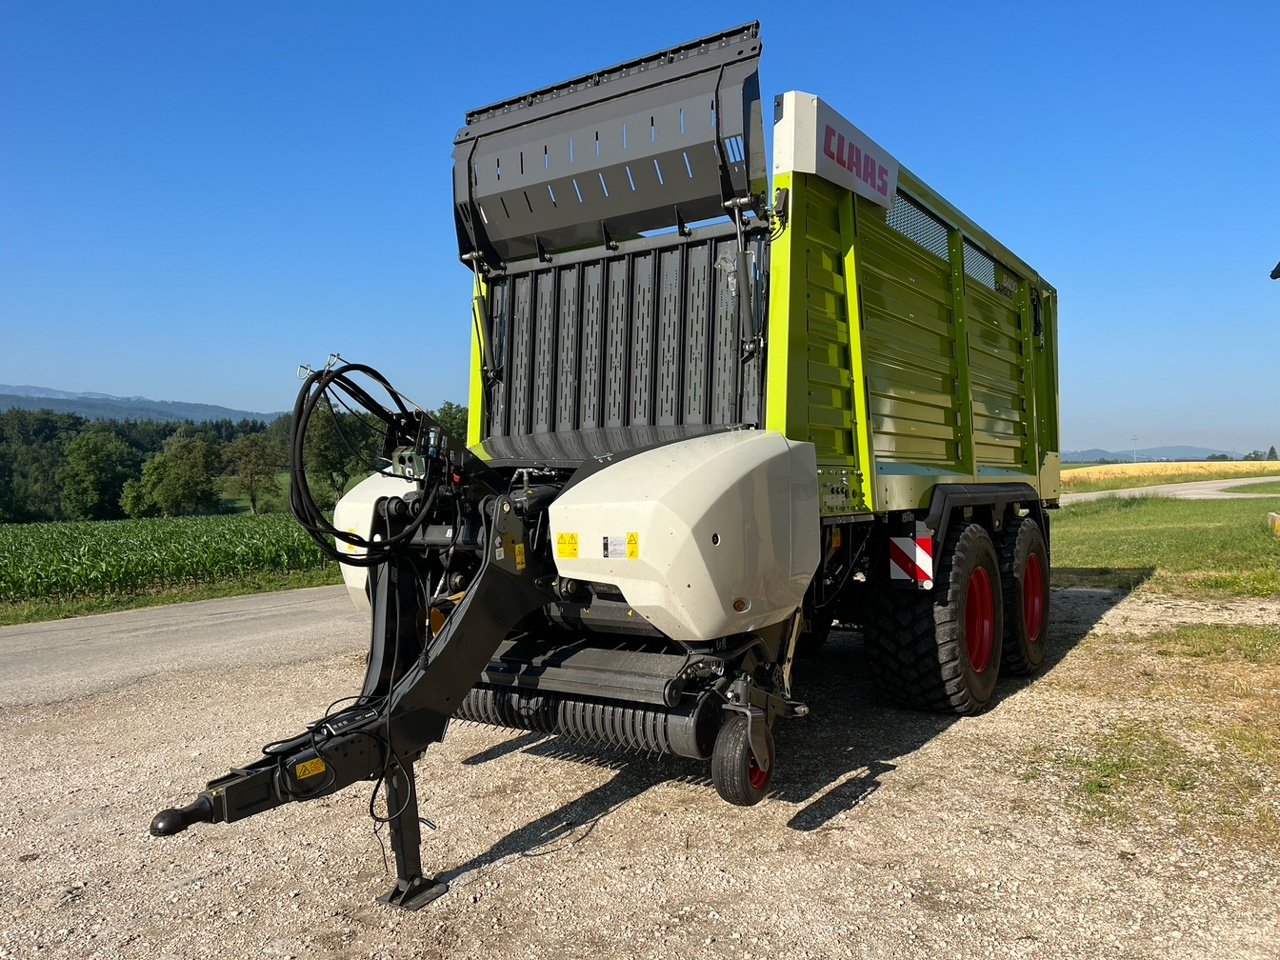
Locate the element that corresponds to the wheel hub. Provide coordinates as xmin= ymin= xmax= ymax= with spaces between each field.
xmin=965 ymin=567 xmax=995 ymax=672
xmin=1023 ymin=552 xmax=1045 ymax=642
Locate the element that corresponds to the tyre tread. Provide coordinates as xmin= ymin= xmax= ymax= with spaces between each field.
xmin=864 ymin=523 xmax=1001 ymax=715
xmin=997 ymin=518 xmax=1050 ymax=676
xmin=710 ymin=714 xmax=771 ymax=806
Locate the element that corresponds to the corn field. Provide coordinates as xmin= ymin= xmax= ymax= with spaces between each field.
xmin=0 ymin=515 xmax=330 ymax=603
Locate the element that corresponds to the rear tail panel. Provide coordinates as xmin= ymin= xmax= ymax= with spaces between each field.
xmin=478 ymin=227 xmax=766 ymax=465
xmin=454 ymin=23 xmax=771 ymax=466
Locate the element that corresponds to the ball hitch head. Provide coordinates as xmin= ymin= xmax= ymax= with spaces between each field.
xmin=149 ymin=795 xmax=215 ymax=837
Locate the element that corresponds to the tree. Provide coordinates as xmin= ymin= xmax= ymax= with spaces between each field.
xmin=1268 ymin=445 xmax=1278 ymax=462
xmin=301 ymin=407 xmax=382 ymax=509
xmin=57 ymin=430 xmax=138 ymax=520
xmin=264 ymin=413 xmax=292 ymax=458
xmin=1205 ymin=453 xmax=1232 ymax=461
xmin=191 ymin=417 xmax=268 ymax=447
xmin=121 ymin=435 xmax=220 ymax=517
xmin=112 ymin=417 xmax=176 ymax=457
xmin=222 ymin=433 xmax=282 ymax=515
xmin=0 ymin=408 xmax=84 ymax=521
xmin=119 ymin=476 xmax=153 ymax=518
xmin=1242 ymin=450 xmax=1267 ymax=462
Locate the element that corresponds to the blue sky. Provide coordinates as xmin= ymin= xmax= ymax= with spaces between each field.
xmin=3 ymin=1 xmax=1277 ymax=452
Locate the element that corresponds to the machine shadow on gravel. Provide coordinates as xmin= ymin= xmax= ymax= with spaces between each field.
xmin=438 ymin=742 xmax=686 ymax=886
xmin=774 ymin=570 xmax=1153 ymax=830
xmin=444 ymin=570 xmax=1154 ymax=862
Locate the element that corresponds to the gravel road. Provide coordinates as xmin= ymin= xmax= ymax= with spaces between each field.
xmin=1060 ymin=476 xmax=1280 ymax=505
xmin=0 ymin=586 xmax=363 ymax=707
xmin=1 ymin=587 xmax=1276 ymax=959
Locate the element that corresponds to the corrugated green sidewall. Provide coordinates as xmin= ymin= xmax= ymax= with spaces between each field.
xmin=766 ymin=171 xmax=1059 ymax=514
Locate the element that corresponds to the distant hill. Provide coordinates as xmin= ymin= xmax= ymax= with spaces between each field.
xmin=1064 ymin=445 xmax=1235 ymax=463
xmin=0 ymin=384 xmax=283 ymax=424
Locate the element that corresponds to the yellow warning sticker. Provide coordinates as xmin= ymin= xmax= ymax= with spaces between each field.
xmin=556 ymin=532 xmax=579 ymax=559
xmin=295 ymin=758 xmax=327 ymax=780
xmin=345 ymin=528 xmax=358 ymax=553
xmin=626 ymin=532 xmax=639 ymax=559
xmin=514 ymin=543 xmax=526 ymax=571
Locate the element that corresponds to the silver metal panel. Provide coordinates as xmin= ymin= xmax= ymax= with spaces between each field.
xmin=533 ymin=273 xmax=557 ymax=433
xmin=480 ymin=225 xmax=767 ymax=464
xmin=684 ymin=242 xmax=711 ymax=425
xmin=453 ymin=23 xmax=765 ymax=265
xmin=656 ymin=247 xmax=683 ymax=427
xmin=630 ymin=252 xmax=655 ymax=426
xmin=579 ymin=262 xmax=605 ymax=430
xmin=507 ymin=275 xmax=533 ymax=436
xmin=555 ymin=265 xmax=580 ymax=432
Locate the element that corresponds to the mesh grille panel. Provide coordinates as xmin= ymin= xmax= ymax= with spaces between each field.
xmin=886 ymin=192 xmax=950 ymax=262
xmin=962 ymin=240 xmax=997 ymax=292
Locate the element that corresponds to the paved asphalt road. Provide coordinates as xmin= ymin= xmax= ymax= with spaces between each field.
xmin=0 ymin=585 xmax=364 ymax=707
xmin=1060 ymin=475 xmax=1279 ymax=505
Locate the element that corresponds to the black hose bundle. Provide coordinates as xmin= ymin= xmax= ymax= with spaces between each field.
xmin=289 ymin=361 xmax=439 ymax=567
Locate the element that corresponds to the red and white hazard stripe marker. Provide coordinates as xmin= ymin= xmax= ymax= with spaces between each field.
xmin=889 ymin=534 xmax=934 ymax=590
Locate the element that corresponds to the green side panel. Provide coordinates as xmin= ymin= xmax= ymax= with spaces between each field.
xmin=854 ymin=195 xmax=964 ymax=471
xmin=766 ymin=172 xmax=873 ymax=515
xmin=768 ymin=167 xmax=1059 ymax=514
xmin=1034 ymin=289 xmax=1061 ymax=498
xmin=855 ymin=179 xmax=1057 ymax=509
xmin=963 ymin=263 xmax=1031 ymax=470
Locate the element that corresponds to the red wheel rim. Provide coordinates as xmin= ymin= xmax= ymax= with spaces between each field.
xmin=748 ymin=746 xmax=772 ymax=791
xmin=965 ymin=567 xmax=995 ymax=672
xmin=1023 ymin=552 xmax=1045 ymax=643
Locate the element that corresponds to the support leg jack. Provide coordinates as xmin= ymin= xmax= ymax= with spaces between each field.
xmin=380 ymin=875 xmax=448 ymax=911
xmin=376 ymin=760 xmax=448 ymax=911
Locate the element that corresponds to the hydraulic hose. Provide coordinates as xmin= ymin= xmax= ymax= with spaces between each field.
xmin=288 ymin=361 xmax=438 ymax=567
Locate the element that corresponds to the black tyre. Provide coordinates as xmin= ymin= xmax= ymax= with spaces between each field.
xmin=710 ymin=713 xmax=774 ymax=806
xmin=864 ymin=522 xmax=1004 ymax=714
xmin=998 ymin=518 xmax=1050 ymax=675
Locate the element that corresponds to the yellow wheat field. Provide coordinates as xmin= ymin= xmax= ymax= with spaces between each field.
xmin=1062 ymin=460 xmax=1280 ymax=488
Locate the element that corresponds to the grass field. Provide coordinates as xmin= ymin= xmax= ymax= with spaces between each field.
xmin=1062 ymin=460 xmax=1280 ymax=492
xmin=1024 ymin=618 xmax=1280 ymax=844
xmin=1231 ymin=480 xmax=1280 ymax=495
xmin=1051 ymin=494 xmax=1280 ymax=596
xmin=1042 ymin=496 xmax=1280 ymax=841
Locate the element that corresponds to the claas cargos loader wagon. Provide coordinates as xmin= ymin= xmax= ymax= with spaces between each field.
xmin=152 ymin=22 xmax=1059 ymax=909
